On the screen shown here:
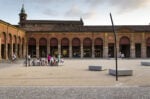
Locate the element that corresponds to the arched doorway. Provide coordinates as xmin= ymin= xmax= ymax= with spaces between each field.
xmin=119 ymin=36 xmax=130 ymax=58
xmin=50 ymin=38 xmax=58 ymax=56
xmin=72 ymin=38 xmax=80 ymax=58
xmin=94 ymin=38 xmax=103 ymax=57
xmin=39 ymin=38 xmax=47 ymax=57
xmin=13 ymin=35 xmax=17 ymax=54
xmin=146 ymin=38 xmax=150 ymax=57
xmin=28 ymin=38 xmax=36 ymax=57
xmin=83 ymin=38 xmax=92 ymax=57
xmin=61 ymin=38 xmax=69 ymax=58
xmin=1 ymin=32 xmax=6 ymax=59
xmin=8 ymin=34 xmax=12 ymax=59
xmin=18 ymin=37 xmax=21 ymax=57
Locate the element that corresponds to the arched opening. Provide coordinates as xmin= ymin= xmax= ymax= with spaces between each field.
xmin=13 ymin=35 xmax=17 ymax=54
xmin=94 ymin=38 xmax=103 ymax=57
xmin=135 ymin=43 xmax=141 ymax=58
xmin=50 ymin=38 xmax=58 ymax=56
xmin=83 ymin=38 xmax=92 ymax=57
xmin=72 ymin=38 xmax=80 ymax=58
xmin=119 ymin=36 xmax=130 ymax=58
xmin=1 ymin=32 xmax=6 ymax=59
xmin=39 ymin=38 xmax=47 ymax=57
xmin=18 ymin=37 xmax=21 ymax=57
xmin=61 ymin=38 xmax=69 ymax=58
xmin=8 ymin=34 xmax=12 ymax=59
xmin=146 ymin=38 xmax=150 ymax=57
xmin=28 ymin=38 xmax=36 ymax=58
xmin=108 ymin=43 xmax=114 ymax=58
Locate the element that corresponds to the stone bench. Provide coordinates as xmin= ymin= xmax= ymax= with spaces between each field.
xmin=141 ymin=62 xmax=150 ymax=66
xmin=89 ymin=66 xmax=102 ymax=71
xmin=109 ymin=68 xmax=133 ymax=76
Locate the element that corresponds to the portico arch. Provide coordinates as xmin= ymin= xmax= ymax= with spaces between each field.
xmin=8 ymin=34 xmax=12 ymax=59
xmin=146 ymin=38 xmax=150 ymax=57
xmin=94 ymin=38 xmax=103 ymax=57
xmin=28 ymin=38 xmax=36 ymax=57
xmin=83 ymin=38 xmax=92 ymax=57
xmin=72 ymin=38 xmax=80 ymax=58
xmin=119 ymin=36 xmax=130 ymax=58
xmin=39 ymin=38 xmax=47 ymax=57
xmin=50 ymin=38 xmax=58 ymax=56
xmin=1 ymin=32 xmax=6 ymax=59
xmin=61 ymin=38 xmax=69 ymax=57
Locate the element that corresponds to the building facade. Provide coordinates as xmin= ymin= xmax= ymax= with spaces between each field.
xmin=0 ymin=6 xmax=150 ymax=61
xmin=0 ymin=20 xmax=26 ymax=60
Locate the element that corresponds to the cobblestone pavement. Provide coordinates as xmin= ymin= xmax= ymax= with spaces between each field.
xmin=0 ymin=86 xmax=150 ymax=99
xmin=0 ymin=59 xmax=150 ymax=99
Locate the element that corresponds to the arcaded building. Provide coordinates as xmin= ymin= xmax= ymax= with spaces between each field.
xmin=0 ymin=20 xmax=26 ymax=60
xmin=0 ymin=6 xmax=150 ymax=60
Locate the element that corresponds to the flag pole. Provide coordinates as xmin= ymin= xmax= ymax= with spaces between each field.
xmin=110 ymin=13 xmax=118 ymax=81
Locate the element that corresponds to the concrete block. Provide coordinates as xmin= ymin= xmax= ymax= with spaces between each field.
xmin=89 ymin=66 xmax=102 ymax=71
xmin=109 ymin=68 xmax=133 ymax=76
xmin=141 ymin=62 xmax=150 ymax=66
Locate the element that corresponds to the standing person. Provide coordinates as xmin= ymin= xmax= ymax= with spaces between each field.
xmin=27 ymin=54 xmax=31 ymax=66
xmin=58 ymin=53 xmax=61 ymax=63
xmin=47 ymin=54 xmax=51 ymax=65
xmin=12 ymin=53 xmax=16 ymax=63
xmin=121 ymin=53 xmax=125 ymax=59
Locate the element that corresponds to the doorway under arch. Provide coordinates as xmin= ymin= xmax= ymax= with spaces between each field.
xmin=61 ymin=38 xmax=69 ymax=58
xmin=83 ymin=38 xmax=92 ymax=58
xmin=119 ymin=36 xmax=130 ymax=58
xmin=1 ymin=32 xmax=6 ymax=59
xmin=146 ymin=38 xmax=150 ymax=57
xmin=94 ymin=38 xmax=103 ymax=57
xmin=28 ymin=38 xmax=36 ymax=57
xmin=50 ymin=38 xmax=58 ymax=56
xmin=72 ymin=38 xmax=80 ymax=58
xmin=39 ymin=38 xmax=47 ymax=57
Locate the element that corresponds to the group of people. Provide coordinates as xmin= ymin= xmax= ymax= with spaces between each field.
xmin=26 ymin=54 xmax=64 ymax=66
xmin=47 ymin=54 xmax=63 ymax=66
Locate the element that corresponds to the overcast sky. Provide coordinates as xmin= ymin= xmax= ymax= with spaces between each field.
xmin=0 ymin=0 xmax=150 ymax=25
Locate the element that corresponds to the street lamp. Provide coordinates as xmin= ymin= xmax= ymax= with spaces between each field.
xmin=110 ymin=13 xmax=118 ymax=81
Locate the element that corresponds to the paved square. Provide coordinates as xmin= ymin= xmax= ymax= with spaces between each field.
xmin=0 ymin=59 xmax=150 ymax=86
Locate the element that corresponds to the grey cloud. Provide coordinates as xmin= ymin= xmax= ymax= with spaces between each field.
xmin=85 ymin=0 xmax=150 ymax=12
xmin=109 ymin=0 xmax=149 ymax=13
xmin=43 ymin=9 xmax=58 ymax=16
xmin=83 ymin=10 xmax=97 ymax=19
xmin=65 ymin=5 xmax=84 ymax=17
xmin=65 ymin=5 xmax=98 ymax=20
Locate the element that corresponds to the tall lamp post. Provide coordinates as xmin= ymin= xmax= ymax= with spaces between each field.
xmin=110 ymin=13 xmax=118 ymax=81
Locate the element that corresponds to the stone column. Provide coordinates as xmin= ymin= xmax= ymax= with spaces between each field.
xmin=80 ymin=40 xmax=83 ymax=58
xmin=24 ymin=38 xmax=27 ymax=58
xmin=103 ymin=33 xmax=108 ymax=58
xmin=92 ymin=40 xmax=95 ymax=58
xmin=47 ymin=38 xmax=50 ymax=55
xmin=11 ymin=38 xmax=13 ymax=59
xmin=20 ymin=44 xmax=22 ymax=58
xmin=36 ymin=39 xmax=39 ymax=58
xmin=130 ymin=33 xmax=135 ymax=58
xmin=5 ymin=34 xmax=8 ymax=60
xmin=58 ymin=39 xmax=61 ymax=55
xmin=69 ymin=40 xmax=72 ymax=58
xmin=15 ymin=40 xmax=18 ymax=58
xmin=141 ymin=33 xmax=146 ymax=58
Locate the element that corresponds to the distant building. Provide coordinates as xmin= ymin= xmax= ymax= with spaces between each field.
xmin=0 ymin=5 xmax=150 ymax=60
